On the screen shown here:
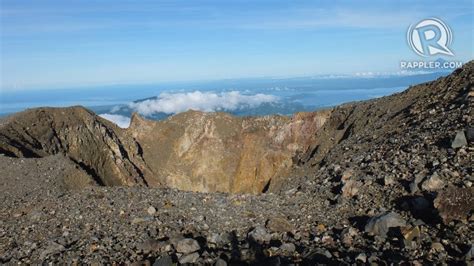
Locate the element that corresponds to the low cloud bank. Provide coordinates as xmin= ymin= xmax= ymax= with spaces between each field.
xmin=99 ymin=113 xmax=131 ymax=128
xmin=129 ymin=91 xmax=278 ymax=116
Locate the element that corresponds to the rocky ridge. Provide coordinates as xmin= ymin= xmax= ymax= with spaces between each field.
xmin=0 ymin=104 xmax=331 ymax=194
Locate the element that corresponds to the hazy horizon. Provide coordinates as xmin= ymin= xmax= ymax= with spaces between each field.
xmin=0 ymin=71 xmax=449 ymax=125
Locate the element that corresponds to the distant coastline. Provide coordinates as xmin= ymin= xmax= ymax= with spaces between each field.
xmin=0 ymin=71 xmax=447 ymax=119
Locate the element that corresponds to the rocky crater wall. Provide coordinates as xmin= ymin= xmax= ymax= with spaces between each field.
xmin=0 ymin=107 xmax=331 ymax=193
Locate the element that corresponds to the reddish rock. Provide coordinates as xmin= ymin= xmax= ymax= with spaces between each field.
xmin=434 ymin=187 xmax=474 ymax=223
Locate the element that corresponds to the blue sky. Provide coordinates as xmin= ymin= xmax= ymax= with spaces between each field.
xmin=0 ymin=0 xmax=472 ymax=91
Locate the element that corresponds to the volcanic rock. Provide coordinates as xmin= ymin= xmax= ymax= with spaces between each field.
xmin=179 ymin=252 xmax=200 ymax=264
xmin=421 ymin=172 xmax=445 ymax=191
xmin=341 ymin=180 xmax=362 ymax=198
xmin=153 ymin=255 xmax=173 ymax=266
xmin=452 ymin=130 xmax=468 ymax=148
xmin=176 ymin=238 xmax=200 ymax=254
xmin=266 ymin=217 xmax=294 ymax=233
xmin=365 ymin=212 xmax=407 ymax=237
xmin=434 ymin=187 xmax=474 ymax=223
xmin=248 ymin=226 xmax=271 ymax=243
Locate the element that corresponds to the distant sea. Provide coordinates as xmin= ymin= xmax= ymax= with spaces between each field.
xmin=0 ymin=72 xmax=448 ymax=127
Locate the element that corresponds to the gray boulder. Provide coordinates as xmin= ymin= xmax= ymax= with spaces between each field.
xmin=452 ymin=131 xmax=468 ymax=148
xmin=421 ymin=172 xmax=445 ymax=191
xmin=176 ymin=238 xmax=200 ymax=254
xmin=248 ymin=226 xmax=272 ymax=243
xmin=153 ymin=255 xmax=173 ymax=266
xmin=179 ymin=252 xmax=200 ymax=264
xmin=365 ymin=212 xmax=407 ymax=237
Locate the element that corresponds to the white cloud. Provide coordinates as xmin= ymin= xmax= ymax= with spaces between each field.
xmin=129 ymin=90 xmax=278 ymax=116
xmin=99 ymin=113 xmax=131 ymax=128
